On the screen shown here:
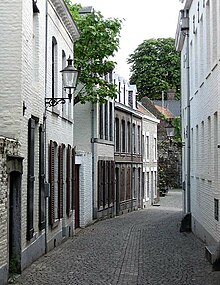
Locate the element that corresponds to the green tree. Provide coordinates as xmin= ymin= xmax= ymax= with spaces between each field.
xmin=128 ymin=38 xmax=181 ymax=100
xmin=65 ymin=1 xmax=122 ymax=105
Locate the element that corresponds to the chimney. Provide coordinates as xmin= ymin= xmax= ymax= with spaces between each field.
xmin=167 ymin=89 xmax=176 ymax=100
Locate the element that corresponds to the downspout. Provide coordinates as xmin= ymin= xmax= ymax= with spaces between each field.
xmin=91 ymin=103 xmax=95 ymax=219
xmin=180 ymin=9 xmax=191 ymax=232
xmin=186 ymin=25 xmax=191 ymax=214
xmin=44 ymin=0 xmax=48 ymax=254
xmin=131 ymin=113 xmax=134 ymax=211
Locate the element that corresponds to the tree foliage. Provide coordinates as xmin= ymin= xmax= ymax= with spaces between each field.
xmin=65 ymin=1 xmax=122 ymax=105
xmin=128 ymin=38 xmax=181 ymax=100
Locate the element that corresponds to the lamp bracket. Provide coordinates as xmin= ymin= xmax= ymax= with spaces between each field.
xmin=45 ymin=98 xmax=70 ymax=108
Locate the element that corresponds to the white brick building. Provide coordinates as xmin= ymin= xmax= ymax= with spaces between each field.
xmin=74 ymin=96 xmax=115 ymax=220
xmin=176 ymin=0 xmax=220 ymax=263
xmin=137 ymin=102 xmax=159 ymax=207
xmin=0 ymin=0 xmax=79 ymax=283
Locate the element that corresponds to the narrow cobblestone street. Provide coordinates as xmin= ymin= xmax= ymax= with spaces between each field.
xmin=14 ymin=190 xmax=220 ymax=285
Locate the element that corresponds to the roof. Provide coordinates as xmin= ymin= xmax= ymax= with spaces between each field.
xmin=140 ymin=97 xmax=162 ymax=119
xmin=154 ymin=105 xmax=174 ymax=119
xmin=137 ymin=102 xmax=160 ymax=123
xmin=152 ymin=100 xmax=180 ymax=117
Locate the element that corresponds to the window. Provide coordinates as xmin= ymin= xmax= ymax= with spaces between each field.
xmin=214 ymin=199 xmax=219 ymax=221
xmin=99 ymin=104 xmax=104 ymax=139
xmin=122 ymin=120 xmax=126 ymax=152
xmin=118 ymin=81 xmax=121 ymax=102
xmin=109 ymin=102 xmax=113 ymax=141
xmin=115 ymin=118 xmax=120 ymax=152
xmin=137 ymin=125 xmax=141 ymax=154
xmin=49 ymin=141 xmax=64 ymax=225
xmin=154 ymin=137 xmax=157 ymax=161
xmin=146 ymin=172 xmax=150 ymax=199
xmin=98 ymin=160 xmax=115 ymax=209
xmin=39 ymin=125 xmax=45 ymax=231
xmin=62 ymin=50 xmax=67 ymax=115
xmin=128 ymin=91 xmax=133 ymax=107
xmin=105 ymin=102 xmax=108 ymax=140
xmin=120 ymin=167 xmax=126 ymax=202
xmin=132 ymin=124 xmax=136 ymax=153
xmin=52 ymin=37 xmax=58 ymax=99
xmin=146 ymin=135 xmax=149 ymax=160
xmin=126 ymin=167 xmax=131 ymax=200
xmin=127 ymin=121 xmax=131 ymax=153
xmin=27 ymin=118 xmax=37 ymax=240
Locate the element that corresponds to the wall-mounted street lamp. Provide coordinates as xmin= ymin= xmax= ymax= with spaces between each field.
xmin=45 ymin=56 xmax=79 ymax=108
xmin=165 ymin=120 xmax=175 ymax=139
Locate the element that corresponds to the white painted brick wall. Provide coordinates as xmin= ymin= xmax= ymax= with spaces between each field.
xmin=180 ymin=0 xmax=220 ymax=245
xmin=76 ymin=152 xmax=93 ymax=227
xmin=0 ymin=0 xmax=79 ymax=274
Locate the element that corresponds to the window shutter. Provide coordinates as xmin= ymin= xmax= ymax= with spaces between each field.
xmin=27 ymin=118 xmax=35 ymax=240
xmin=98 ymin=160 xmax=103 ymax=209
xmin=49 ymin=140 xmax=55 ymax=225
xmin=39 ymin=125 xmax=45 ymax=230
xmin=66 ymin=145 xmax=71 ymax=216
xmin=58 ymin=145 xmax=63 ymax=219
xmin=105 ymin=161 xmax=109 ymax=207
xmin=71 ymin=147 xmax=75 ymax=211
xmin=110 ymin=161 xmax=115 ymax=204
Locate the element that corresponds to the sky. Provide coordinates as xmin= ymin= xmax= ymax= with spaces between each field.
xmin=74 ymin=0 xmax=184 ymax=79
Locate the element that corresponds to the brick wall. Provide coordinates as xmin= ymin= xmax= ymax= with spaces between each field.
xmin=180 ymin=0 xmax=220 ymax=246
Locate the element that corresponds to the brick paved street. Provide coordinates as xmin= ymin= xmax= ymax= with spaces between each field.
xmin=13 ymin=190 xmax=220 ymax=285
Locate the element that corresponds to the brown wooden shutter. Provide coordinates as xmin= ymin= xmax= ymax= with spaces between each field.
xmin=98 ymin=160 xmax=102 ymax=209
xmin=27 ymin=118 xmax=35 ymax=240
xmin=39 ymin=124 xmax=45 ymax=230
xmin=106 ymin=161 xmax=109 ymax=207
xmin=49 ymin=140 xmax=55 ymax=225
xmin=120 ymin=167 xmax=125 ymax=202
xmin=71 ymin=147 xmax=75 ymax=211
xmin=58 ymin=145 xmax=63 ymax=219
xmin=126 ymin=167 xmax=131 ymax=200
xmin=110 ymin=161 xmax=115 ymax=204
xmin=66 ymin=144 xmax=71 ymax=216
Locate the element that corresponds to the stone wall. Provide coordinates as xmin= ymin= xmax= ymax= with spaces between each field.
xmin=0 ymin=137 xmax=20 ymax=284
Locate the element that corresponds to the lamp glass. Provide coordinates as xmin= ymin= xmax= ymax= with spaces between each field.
xmin=62 ymin=68 xmax=78 ymax=89
xmin=166 ymin=122 xmax=175 ymax=138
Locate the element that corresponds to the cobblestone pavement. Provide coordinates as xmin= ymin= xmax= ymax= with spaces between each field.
xmin=14 ymin=190 xmax=220 ymax=285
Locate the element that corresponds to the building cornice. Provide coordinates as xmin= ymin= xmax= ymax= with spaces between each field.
xmin=50 ymin=0 xmax=80 ymax=41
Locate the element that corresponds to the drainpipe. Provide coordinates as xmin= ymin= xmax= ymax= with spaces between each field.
xmin=181 ymin=9 xmax=191 ymax=214
xmin=131 ymin=113 xmax=134 ymax=211
xmin=91 ymin=103 xmax=96 ymax=219
xmin=186 ymin=25 xmax=191 ymax=214
xmin=44 ymin=0 xmax=49 ymax=254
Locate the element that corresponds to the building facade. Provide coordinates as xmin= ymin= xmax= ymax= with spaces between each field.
xmin=0 ymin=0 xmax=79 ymax=283
xmin=176 ymin=0 xmax=220 ymax=263
xmin=114 ymin=75 xmax=159 ymax=214
xmin=74 ymin=93 xmax=115 ymax=220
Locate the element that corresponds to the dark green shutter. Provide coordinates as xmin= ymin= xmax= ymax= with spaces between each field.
xmin=58 ymin=145 xmax=63 ymax=219
xmin=66 ymin=145 xmax=71 ymax=215
xmin=49 ymin=140 xmax=55 ymax=225
xmin=39 ymin=125 xmax=45 ymax=230
xmin=27 ymin=118 xmax=35 ymax=240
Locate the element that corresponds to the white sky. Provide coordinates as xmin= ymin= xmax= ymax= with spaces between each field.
xmin=75 ymin=0 xmax=184 ymax=79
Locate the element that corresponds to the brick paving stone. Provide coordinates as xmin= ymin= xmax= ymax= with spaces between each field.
xmin=13 ymin=189 xmax=220 ymax=285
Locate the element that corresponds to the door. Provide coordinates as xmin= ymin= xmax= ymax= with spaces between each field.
xmin=74 ymin=165 xmax=80 ymax=229
xmin=9 ymin=171 xmax=22 ymax=274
